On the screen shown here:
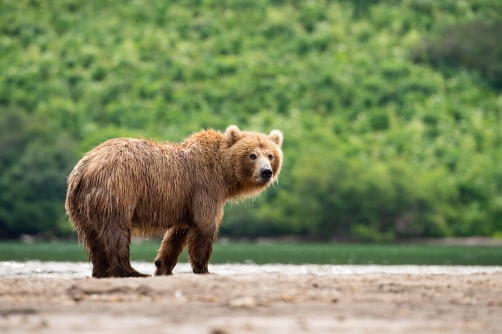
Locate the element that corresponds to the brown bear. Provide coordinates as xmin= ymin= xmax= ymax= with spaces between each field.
xmin=65 ymin=125 xmax=283 ymax=278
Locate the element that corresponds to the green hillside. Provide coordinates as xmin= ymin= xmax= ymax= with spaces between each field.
xmin=1 ymin=0 xmax=502 ymax=240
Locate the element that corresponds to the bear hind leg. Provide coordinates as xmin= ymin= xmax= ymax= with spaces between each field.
xmin=81 ymin=228 xmax=110 ymax=278
xmin=101 ymin=223 xmax=149 ymax=278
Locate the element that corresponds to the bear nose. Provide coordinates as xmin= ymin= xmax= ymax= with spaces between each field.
xmin=260 ymin=168 xmax=273 ymax=179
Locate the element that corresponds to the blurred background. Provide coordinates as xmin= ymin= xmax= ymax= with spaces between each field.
xmin=1 ymin=0 xmax=502 ymax=249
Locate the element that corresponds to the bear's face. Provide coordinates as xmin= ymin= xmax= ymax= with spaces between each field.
xmin=224 ymin=125 xmax=283 ymax=193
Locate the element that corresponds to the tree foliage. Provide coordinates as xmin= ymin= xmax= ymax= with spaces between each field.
xmin=0 ymin=112 xmax=76 ymax=238
xmin=1 ymin=0 xmax=502 ymax=240
xmin=411 ymin=19 xmax=502 ymax=90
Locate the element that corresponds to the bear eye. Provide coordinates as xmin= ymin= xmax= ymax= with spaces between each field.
xmin=268 ymin=154 xmax=273 ymax=160
xmin=249 ymin=153 xmax=257 ymax=160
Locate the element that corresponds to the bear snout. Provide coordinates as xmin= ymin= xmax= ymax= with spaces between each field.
xmin=260 ymin=168 xmax=273 ymax=180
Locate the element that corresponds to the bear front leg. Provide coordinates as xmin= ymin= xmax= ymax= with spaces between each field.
xmin=154 ymin=228 xmax=189 ymax=275
xmin=186 ymin=226 xmax=218 ymax=274
xmin=187 ymin=193 xmax=222 ymax=274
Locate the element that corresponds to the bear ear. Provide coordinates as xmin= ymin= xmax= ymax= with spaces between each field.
xmin=268 ymin=130 xmax=283 ymax=148
xmin=225 ymin=125 xmax=243 ymax=147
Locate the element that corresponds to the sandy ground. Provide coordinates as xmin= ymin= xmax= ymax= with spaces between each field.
xmin=1 ymin=271 xmax=502 ymax=334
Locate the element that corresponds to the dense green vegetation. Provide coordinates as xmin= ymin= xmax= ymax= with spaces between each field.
xmin=1 ymin=0 xmax=502 ymax=240
xmin=1 ymin=241 xmax=501 ymax=266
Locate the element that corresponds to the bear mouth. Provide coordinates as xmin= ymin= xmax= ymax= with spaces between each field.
xmin=255 ymin=177 xmax=272 ymax=184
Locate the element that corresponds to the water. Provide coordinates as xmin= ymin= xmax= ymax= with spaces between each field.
xmin=1 ymin=261 xmax=501 ymax=278
xmin=2 ymin=242 xmax=502 ymax=266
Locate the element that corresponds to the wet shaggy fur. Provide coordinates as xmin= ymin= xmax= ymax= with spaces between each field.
xmin=65 ymin=125 xmax=283 ymax=278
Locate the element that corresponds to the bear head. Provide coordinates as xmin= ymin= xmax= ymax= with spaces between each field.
xmin=224 ymin=125 xmax=283 ymax=198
